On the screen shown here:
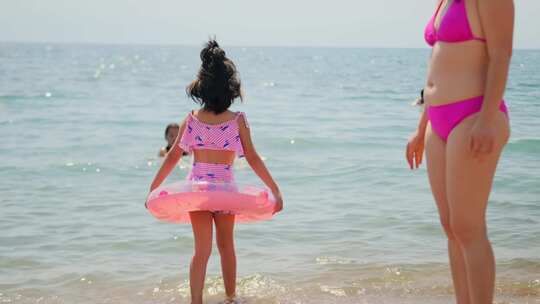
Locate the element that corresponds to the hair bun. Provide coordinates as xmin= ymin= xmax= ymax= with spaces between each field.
xmin=187 ymin=39 xmax=242 ymax=114
xmin=209 ymin=47 xmax=225 ymax=61
xmin=201 ymin=39 xmax=226 ymax=68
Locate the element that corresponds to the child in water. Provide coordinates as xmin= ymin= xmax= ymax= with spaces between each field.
xmin=148 ymin=40 xmax=283 ymax=304
xmin=158 ymin=123 xmax=180 ymax=157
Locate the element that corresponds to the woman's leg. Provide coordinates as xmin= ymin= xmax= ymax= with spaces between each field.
xmin=446 ymin=112 xmax=509 ymax=304
xmin=425 ymin=124 xmax=470 ymax=304
xmin=214 ymin=213 xmax=237 ymax=299
xmin=189 ymin=211 xmax=214 ymax=304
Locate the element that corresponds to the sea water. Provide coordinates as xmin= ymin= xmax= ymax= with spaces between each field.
xmin=0 ymin=43 xmax=539 ymax=303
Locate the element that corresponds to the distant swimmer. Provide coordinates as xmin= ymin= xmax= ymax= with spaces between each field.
xmin=159 ymin=123 xmax=180 ymax=157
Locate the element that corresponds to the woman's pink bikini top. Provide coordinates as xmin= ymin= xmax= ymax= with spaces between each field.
xmin=424 ymin=0 xmax=486 ymax=47
xmin=179 ymin=111 xmax=247 ymax=157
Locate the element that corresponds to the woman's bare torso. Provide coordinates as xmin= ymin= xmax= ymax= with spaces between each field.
xmin=425 ymin=0 xmax=488 ymax=106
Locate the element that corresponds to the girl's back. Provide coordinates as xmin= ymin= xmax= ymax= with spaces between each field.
xmin=179 ymin=109 xmax=247 ymax=166
xmin=148 ymin=39 xmax=282 ymax=304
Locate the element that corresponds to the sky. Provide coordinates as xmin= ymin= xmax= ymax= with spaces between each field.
xmin=0 ymin=0 xmax=538 ymax=49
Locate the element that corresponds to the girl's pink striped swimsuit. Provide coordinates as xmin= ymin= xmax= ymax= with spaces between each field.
xmin=178 ymin=111 xmax=248 ymax=183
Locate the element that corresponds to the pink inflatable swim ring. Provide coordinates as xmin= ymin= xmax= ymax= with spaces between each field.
xmin=146 ymin=181 xmax=276 ymax=223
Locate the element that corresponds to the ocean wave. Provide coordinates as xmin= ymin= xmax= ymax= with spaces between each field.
xmin=1 ymin=266 xmax=538 ymax=304
xmin=506 ymin=138 xmax=540 ymax=154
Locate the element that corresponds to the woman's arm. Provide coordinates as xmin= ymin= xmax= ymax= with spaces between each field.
xmin=406 ymin=107 xmax=428 ymax=169
xmin=149 ymin=120 xmax=187 ymax=192
xmin=237 ymin=115 xmax=283 ymax=212
xmin=416 ymin=106 xmax=429 ymax=137
xmin=471 ymin=0 xmax=514 ymax=155
xmin=478 ymin=0 xmax=514 ymax=121
xmin=406 ymin=46 xmax=434 ymax=169
xmin=415 ymin=50 xmax=433 ymax=138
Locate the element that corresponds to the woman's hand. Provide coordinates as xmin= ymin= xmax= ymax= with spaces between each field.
xmin=272 ymin=191 xmax=283 ymax=214
xmin=469 ymin=119 xmax=497 ymax=161
xmin=406 ymin=130 xmax=425 ymax=170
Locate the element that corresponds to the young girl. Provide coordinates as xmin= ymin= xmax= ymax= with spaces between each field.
xmin=149 ymin=40 xmax=283 ymax=304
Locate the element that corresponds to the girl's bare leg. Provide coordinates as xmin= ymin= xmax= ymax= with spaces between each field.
xmin=189 ymin=211 xmax=214 ymax=304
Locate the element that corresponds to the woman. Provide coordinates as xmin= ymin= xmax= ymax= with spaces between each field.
xmin=406 ymin=0 xmax=514 ymax=303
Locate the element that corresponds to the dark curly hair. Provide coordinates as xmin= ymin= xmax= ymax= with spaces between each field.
xmin=186 ymin=39 xmax=242 ymax=114
xmin=164 ymin=123 xmax=179 ymax=139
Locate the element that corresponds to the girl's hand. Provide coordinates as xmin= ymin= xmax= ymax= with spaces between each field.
xmin=272 ymin=192 xmax=283 ymax=214
xmin=144 ymin=191 xmax=152 ymax=209
xmin=469 ymin=119 xmax=497 ymax=161
xmin=406 ymin=130 xmax=425 ymax=170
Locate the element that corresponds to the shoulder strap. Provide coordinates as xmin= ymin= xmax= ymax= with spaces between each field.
xmin=235 ymin=111 xmax=249 ymax=128
xmin=177 ymin=112 xmax=194 ymax=152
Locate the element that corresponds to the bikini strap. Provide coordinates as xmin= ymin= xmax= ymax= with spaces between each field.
xmin=235 ymin=111 xmax=249 ymax=129
xmin=178 ymin=111 xmax=194 ymax=152
xmin=432 ymin=0 xmax=445 ymax=29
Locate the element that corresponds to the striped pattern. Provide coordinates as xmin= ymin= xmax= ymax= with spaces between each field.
xmin=178 ymin=111 xmax=248 ymax=157
xmin=186 ymin=162 xmax=234 ymax=183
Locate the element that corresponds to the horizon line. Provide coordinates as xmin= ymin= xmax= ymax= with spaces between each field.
xmin=1 ymin=39 xmax=538 ymax=51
